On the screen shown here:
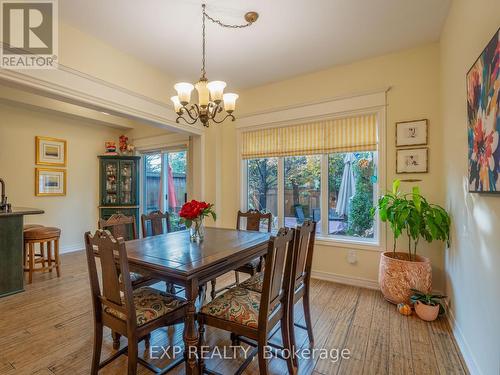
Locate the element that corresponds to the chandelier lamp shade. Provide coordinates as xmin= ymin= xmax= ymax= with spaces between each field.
xmin=171 ymin=4 xmax=258 ymax=127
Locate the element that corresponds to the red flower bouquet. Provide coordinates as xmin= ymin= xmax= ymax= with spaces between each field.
xmin=179 ymin=200 xmax=216 ymax=241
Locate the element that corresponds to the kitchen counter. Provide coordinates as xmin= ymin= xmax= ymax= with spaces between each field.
xmin=0 ymin=207 xmax=44 ymax=216
xmin=0 ymin=207 xmax=44 ymax=297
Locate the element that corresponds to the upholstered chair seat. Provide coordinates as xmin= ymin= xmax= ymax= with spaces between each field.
xmin=200 ymin=287 xmax=261 ymax=328
xmin=240 ymin=272 xmax=264 ymax=293
xmin=104 ymin=286 xmax=186 ymax=326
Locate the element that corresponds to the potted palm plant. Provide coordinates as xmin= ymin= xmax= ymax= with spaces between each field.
xmin=372 ymin=180 xmax=451 ymax=304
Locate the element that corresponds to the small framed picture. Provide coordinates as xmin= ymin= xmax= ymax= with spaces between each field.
xmin=36 ymin=136 xmax=67 ymax=166
xmin=396 ymin=119 xmax=428 ymax=147
xmin=35 ymin=168 xmax=67 ymax=196
xmin=396 ymin=148 xmax=428 ymax=174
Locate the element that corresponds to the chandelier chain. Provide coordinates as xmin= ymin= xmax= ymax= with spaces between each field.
xmin=201 ymin=4 xmax=206 ymax=78
xmin=201 ymin=4 xmax=253 ymax=79
xmin=204 ymin=12 xmax=254 ymax=29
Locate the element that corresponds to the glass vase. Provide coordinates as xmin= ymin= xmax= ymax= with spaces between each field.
xmin=190 ymin=218 xmax=205 ymax=242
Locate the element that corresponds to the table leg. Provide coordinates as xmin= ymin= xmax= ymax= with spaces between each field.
xmin=184 ymin=279 xmax=200 ymax=375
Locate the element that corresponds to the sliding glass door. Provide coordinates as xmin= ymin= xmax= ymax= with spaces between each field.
xmin=143 ymin=150 xmax=188 ymax=232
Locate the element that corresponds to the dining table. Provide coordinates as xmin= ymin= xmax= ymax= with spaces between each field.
xmin=124 ymin=226 xmax=272 ymax=375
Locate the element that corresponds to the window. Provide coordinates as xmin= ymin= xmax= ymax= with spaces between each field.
xmin=244 ymin=153 xmax=378 ymax=242
xmin=143 ymin=150 xmax=188 ymax=232
xmin=247 ymin=158 xmax=278 ymax=228
xmin=144 ymin=153 xmax=162 ymax=212
xmin=284 ymin=155 xmax=321 ymax=233
xmin=328 ymin=152 xmax=376 ymax=240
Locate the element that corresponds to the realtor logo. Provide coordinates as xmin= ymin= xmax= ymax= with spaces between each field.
xmin=1 ymin=0 xmax=58 ymax=69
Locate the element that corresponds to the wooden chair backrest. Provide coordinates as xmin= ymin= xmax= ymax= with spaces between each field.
xmin=258 ymin=227 xmax=295 ymax=328
xmin=141 ymin=210 xmax=171 ymax=238
xmin=84 ymin=230 xmax=136 ymax=326
xmin=98 ymin=213 xmax=137 ymax=241
xmin=292 ymin=220 xmax=316 ymax=290
xmin=236 ymin=209 xmax=272 ymax=232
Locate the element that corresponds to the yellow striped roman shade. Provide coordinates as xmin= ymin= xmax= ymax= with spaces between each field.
xmin=241 ymin=114 xmax=377 ymax=159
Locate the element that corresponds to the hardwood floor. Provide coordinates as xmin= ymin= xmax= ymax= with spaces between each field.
xmin=0 ymin=251 xmax=468 ymax=375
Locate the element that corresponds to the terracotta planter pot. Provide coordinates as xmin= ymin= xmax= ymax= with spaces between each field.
xmin=378 ymin=251 xmax=432 ymax=304
xmin=414 ymin=301 xmax=440 ymax=321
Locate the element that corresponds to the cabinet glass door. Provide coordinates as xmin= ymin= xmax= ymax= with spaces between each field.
xmin=119 ymin=160 xmax=136 ymax=205
xmin=103 ymin=160 xmax=119 ymax=205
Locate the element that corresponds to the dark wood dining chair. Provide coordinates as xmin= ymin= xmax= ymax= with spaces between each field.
xmin=99 ymin=213 xmax=137 ymax=241
xmin=141 ymin=210 xmax=171 ymax=238
xmin=98 ymin=213 xmax=162 ymax=349
xmin=141 ymin=210 xmax=177 ymax=294
xmin=210 ymin=209 xmax=272 ymax=300
xmin=98 ymin=214 xmax=155 ymax=291
xmin=197 ymin=227 xmax=296 ymax=375
xmin=240 ymin=220 xmax=317 ymax=366
xmin=84 ymin=230 xmax=187 ymax=375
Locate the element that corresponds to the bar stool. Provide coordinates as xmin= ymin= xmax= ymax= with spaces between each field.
xmin=24 ymin=227 xmax=61 ymax=283
xmin=23 ymin=224 xmax=45 ymax=269
xmin=24 ymin=224 xmax=44 ymax=231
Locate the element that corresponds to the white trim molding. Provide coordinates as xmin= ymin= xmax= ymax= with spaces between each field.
xmin=0 ymin=66 xmax=204 ymax=135
xmin=133 ymin=133 xmax=190 ymax=152
xmin=315 ymin=236 xmax=382 ymax=252
xmin=236 ymin=88 xmax=390 ymax=130
xmin=311 ymin=270 xmax=380 ymax=290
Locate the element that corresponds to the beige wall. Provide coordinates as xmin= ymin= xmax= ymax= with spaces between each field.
xmin=59 ymin=22 xmax=175 ymax=103
xmin=440 ymin=1 xmax=500 ymax=374
xmin=205 ymin=43 xmax=445 ymax=290
xmin=0 ymin=102 xmax=121 ymax=252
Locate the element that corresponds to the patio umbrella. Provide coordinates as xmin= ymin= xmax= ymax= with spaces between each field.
xmin=335 ymin=153 xmax=356 ymax=217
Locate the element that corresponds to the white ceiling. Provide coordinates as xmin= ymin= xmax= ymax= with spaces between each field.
xmin=60 ymin=0 xmax=451 ymax=90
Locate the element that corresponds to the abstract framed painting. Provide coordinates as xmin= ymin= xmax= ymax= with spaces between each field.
xmin=467 ymin=27 xmax=500 ymax=193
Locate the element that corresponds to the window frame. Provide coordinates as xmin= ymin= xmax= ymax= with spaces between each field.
xmin=238 ymin=105 xmax=386 ymax=252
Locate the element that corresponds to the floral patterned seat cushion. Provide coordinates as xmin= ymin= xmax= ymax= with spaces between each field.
xmin=239 ymin=272 xmax=264 ymax=293
xmin=201 ymin=287 xmax=261 ymax=328
xmin=104 ymin=287 xmax=186 ymax=326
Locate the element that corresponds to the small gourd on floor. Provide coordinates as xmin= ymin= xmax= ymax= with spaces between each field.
xmin=397 ymin=303 xmax=412 ymax=316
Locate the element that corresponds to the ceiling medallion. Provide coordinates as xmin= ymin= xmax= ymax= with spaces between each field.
xmin=171 ymin=4 xmax=258 ymax=127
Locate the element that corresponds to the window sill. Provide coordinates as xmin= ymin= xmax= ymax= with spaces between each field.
xmin=315 ymin=235 xmax=383 ymax=252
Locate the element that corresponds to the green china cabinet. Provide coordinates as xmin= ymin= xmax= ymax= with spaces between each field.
xmin=98 ymin=155 xmax=140 ymax=233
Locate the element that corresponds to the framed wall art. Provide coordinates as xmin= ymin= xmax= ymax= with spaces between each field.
xmin=36 ymin=136 xmax=67 ymax=166
xmin=467 ymin=27 xmax=499 ymax=193
xmin=396 ymin=148 xmax=428 ymax=174
xmin=35 ymin=168 xmax=67 ymax=196
xmin=396 ymin=119 xmax=428 ymax=147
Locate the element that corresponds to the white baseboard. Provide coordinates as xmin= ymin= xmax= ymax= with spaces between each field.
xmin=60 ymin=243 xmax=83 ymax=254
xmin=311 ymin=270 xmax=379 ymax=290
xmin=446 ymin=302 xmax=482 ymax=375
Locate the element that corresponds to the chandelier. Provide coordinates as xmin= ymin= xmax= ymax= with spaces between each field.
xmin=171 ymin=4 xmax=258 ymax=127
